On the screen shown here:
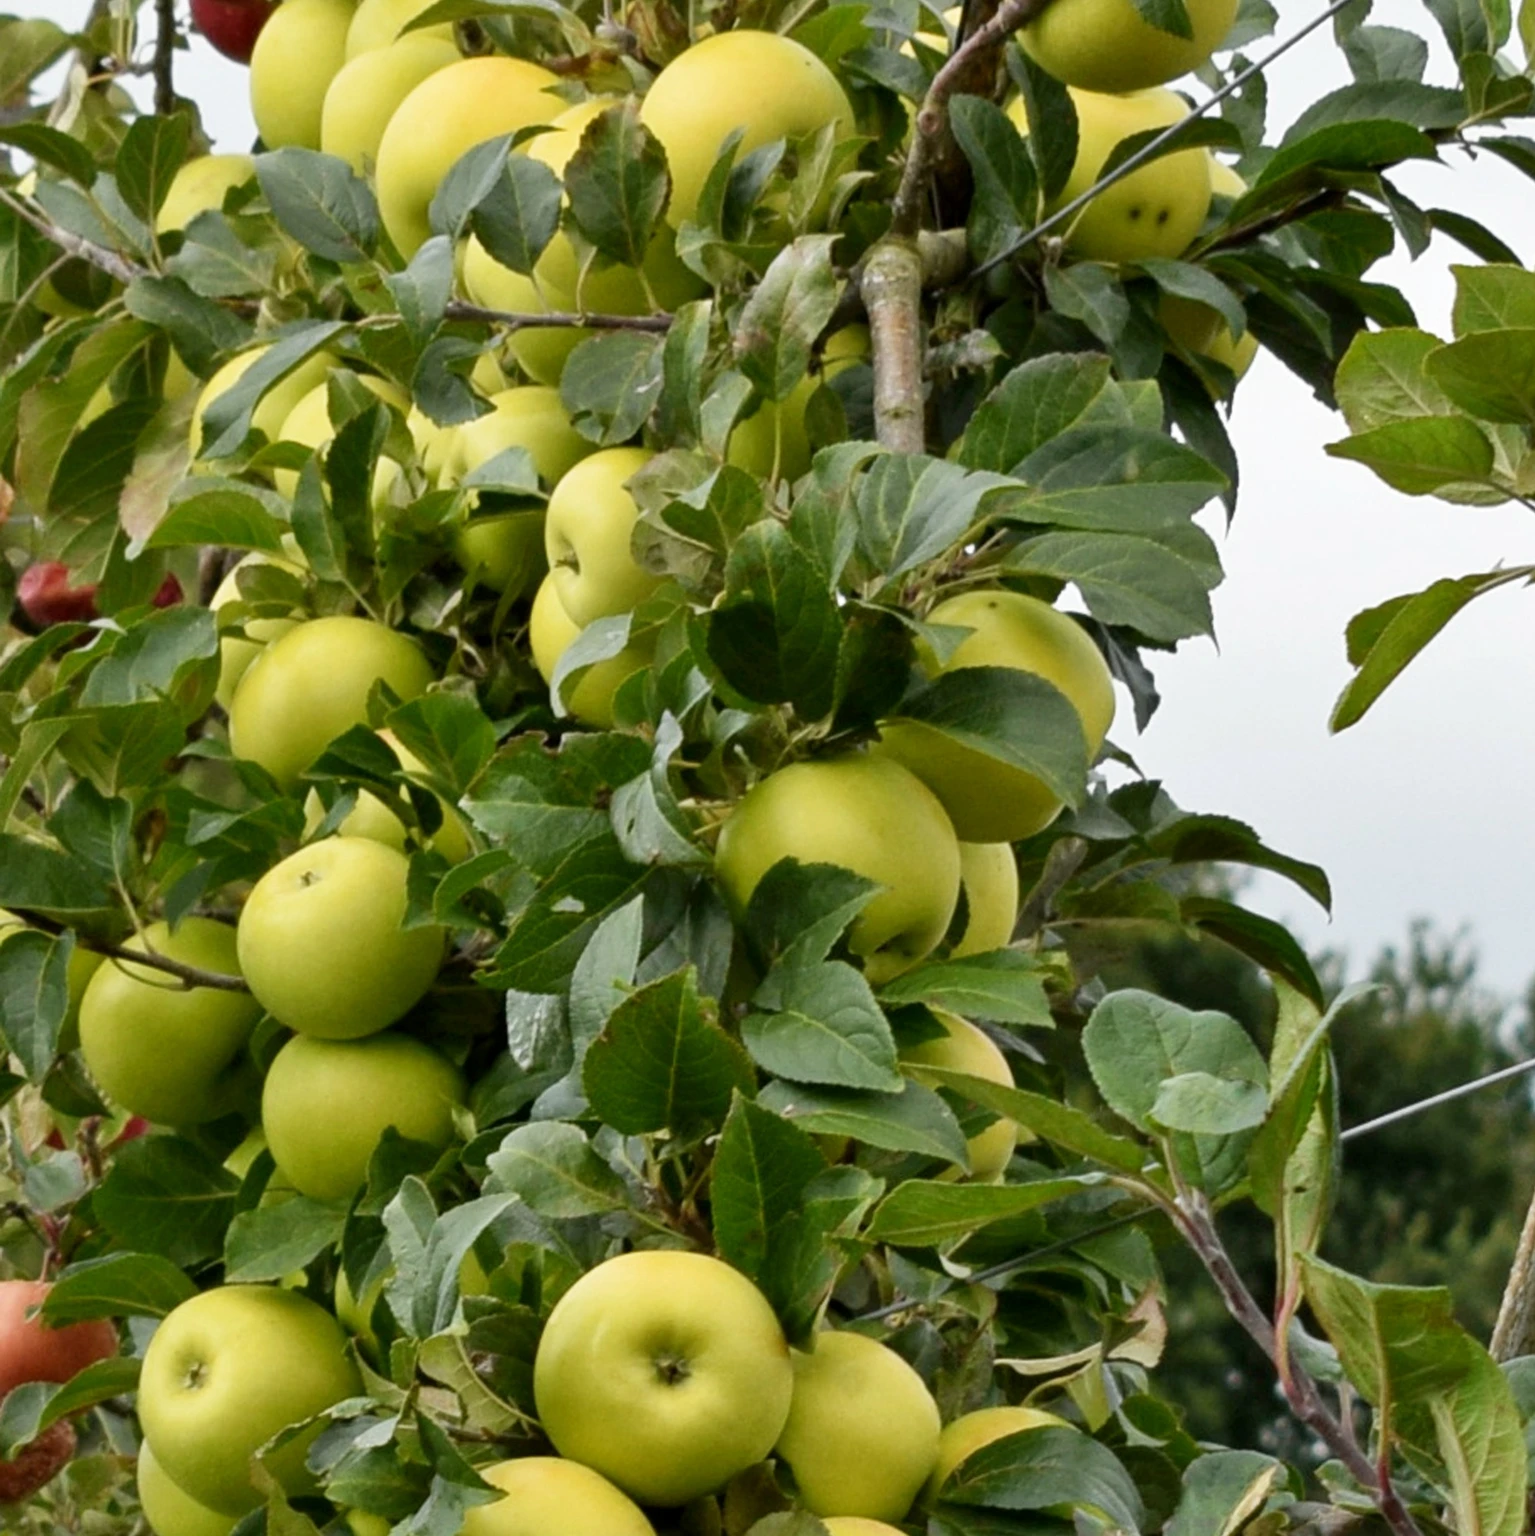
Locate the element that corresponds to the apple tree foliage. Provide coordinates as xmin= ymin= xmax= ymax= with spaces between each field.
xmin=1 ymin=0 xmax=1535 ymax=1533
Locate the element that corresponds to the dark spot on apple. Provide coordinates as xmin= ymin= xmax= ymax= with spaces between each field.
xmin=1127 ymin=206 xmax=1143 ymax=221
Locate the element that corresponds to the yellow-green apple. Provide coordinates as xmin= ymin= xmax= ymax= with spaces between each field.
xmin=1020 ymin=0 xmax=1236 ymax=92
xmin=78 ymin=919 xmax=261 ymax=1126
xmin=374 ymin=56 xmax=560 ymax=257
xmin=320 ymin=35 xmax=461 ymax=174
xmin=261 ymin=1031 xmax=464 ymax=1200
xmin=925 ymin=1405 xmax=1067 ymax=1503
xmin=823 ymin=1523 xmax=907 ymax=1536
xmin=1008 ymin=88 xmax=1211 ymax=263
xmin=462 ymin=1457 xmax=657 ymax=1536
xmin=543 ymin=447 xmax=658 ymax=626
xmin=714 ymin=754 xmax=962 ymax=986
xmin=876 ymin=588 xmax=1115 ymax=843
xmin=1159 ymin=164 xmax=1257 ymax=382
xmin=344 ymin=1514 xmax=392 ymax=1536
xmin=0 ymin=1280 xmax=117 ymax=1399
xmin=155 ymin=155 xmax=256 ymax=236
xmin=533 ymin=1250 xmax=793 ymax=1505
xmin=190 ymin=0 xmax=276 ymax=65
xmin=210 ymin=549 xmax=304 ymax=712
xmin=137 ymin=1441 xmax=236 ymax=1536
xmin=138 ymin=1286 xmax=361 ymax=1515
xmin=237 ymin=836 xmax=445 ymax=1039
xmin=726 ymin=373 xmax=817 ymax=484
xmin=303 ymin=729 xmax=471 ymax=861
xmin=775 ymin=1331 xmax=940 ymax=1521
xmin=192 ymin=345 xmax=338 ymax=461
xmin=901 ymin=1010 xmax=1018 ymax=1180
xmin=226 ymin=614 xmax=434 ymax=788
xmin=953 ymin=842 xmax=1018 ymax=957
xmin=639 ymin=30 xmax=856 ymax=225
xmin=528 ymin=574 xmax=650 ymax=728
xmin=345 ymin=0 xmax=454 ymax=53
xmin=249 ymin=0 xmax=354 ymax=151
xmin=271 ymin=372 xmax=409 ymax=500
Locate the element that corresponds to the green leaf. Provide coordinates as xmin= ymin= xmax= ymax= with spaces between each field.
xmin=757 ymin=1077 xmax=970 ymax=1166
xmin=1325 ymin=415 xmax=1497 ymax=495
xmin=1001 ymin=528 xmax=1215 ymax=642
xmin=742 ymin=860 xmax=881 ymax=971
xmin=0 ymin=929 xmax=71 ymax=1080
xmin=123 ymin=274 xmax=252 ymax=376
xmin=1333 ymin=329 xmax=1453 ymax=431
xmin=866 ymin=1175 xmax=1105 ymax=1247
xmin=950 ymin=94 xmax=1038 ymax=267
xmin=890 ymin=667 xmax=1088 ymax=808
xmin=711 ymin=1092 xmax=827 ymax=1282
xmin=1255 ymin=119 xmax=1437 ymax=185
xmin=1009 ymin=46 xmax=1077 ymax=203
xmin=734 ymin=234 xmax=840 ymax=403
xmin=1082 ymin=989 xmax=1268 ymax=1137
xmin=1128 ymin=0 xmax=1193 ymax=37
xmin=225 ymin=1196 xmax=348 ymax=1281
xmin=199 ymin=323 xmax=346 ymax=459
xmin=1164 ymin=1450 xmax=1286 ymax=1536
xmin=0 ymin=1359 xmax=142 ymax=1457
xmin=485 ymin=1121 xmax=628 ymax=1217
xmin=0 ymin=124 xmax=96 ymax=187
xmin=1181 ymin=896 xmax=1326 ymax=1011
xmin=146 ymin=480 xmax=291 ymax=554
xmin=387 ymin=236 xmax=453 ymax=344
xmin=387 ymin=691 xmax=497 ymax=799
xmin=1150 ymin=1071 xmax=1268 ymax=1135
xmin=255 ymin=149 xmax=379 ymax=263
xmin=1043 ymin=263 xmax=1128 ymax=349
xmin=560 ymin=330 xmax=664 ymax=445
xmin=878 ymin=950 xmax=1053 ymax=1028
xmin=1426 ymin=328 xmax=1535 ymax=423
xmin=583 ymin=966 xmax=754 ymax=1135
xmin=77 ymin=606 xmax=219 ymax=710
xmin=42 ymin=1253 xmax=196 ymax=1322
xmin=117 ymin=112 xmax=192 ymax=226
xmin=955 ymin=353 xmax=1116 ymax=474
xmin=0 ymin=836 xmax=112 ymax=917
xmin=855 ymin=454 xmax=1008 ymax=582
xmin=565 ymin=102 xmax=670 ymax=269
xmin=939 ymin=1425 xmax=1144 ymax=1530
xmin=1142 ymin=812 xmax=1332 ymax=910
xmin=166 ymin=209 xmax=278 ymax=298
xmin=1422 ymin=1347 xmax=1530 ymax=1536
xmin=1329 ymin=572 xmax=1506 ymax=732
xmin=708 ymin=519 xmax=842 ymax=718
xmin=1450 ymin=262 xmax=1535 ymax=333
xmin=744 ymin=960 xmax=902 ymax=1090
xmin=94 ymin=1135 xmax=240 ymax=1267
xmin=471 ymin=153 xmax=563 ymax=277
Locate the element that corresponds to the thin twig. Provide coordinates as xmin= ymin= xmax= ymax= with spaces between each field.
xmin=0 ymin=190 xmax=144 ymax=285
xmin=441 ymin=301 xmax=673 ymax=333
xmin=19 ymin=910 xmax=249 ymax=993
xmin=152 ymin=0 xmax=178 ymax=117
xmin=892 ymin=0 xmax=1054 ymax=236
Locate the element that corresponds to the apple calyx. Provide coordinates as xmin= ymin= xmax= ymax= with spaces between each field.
xmin=653 ymin=1352 xmax=693 ymax=1387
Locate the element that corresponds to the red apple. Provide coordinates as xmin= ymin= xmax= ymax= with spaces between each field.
xmin=0 ymin=1420 xmax=75 ymax=1503
xmin=190 ymin=0 xmax=277 ymax=63
xmin=0 ymin=1281 xmax=118 ymax=1401
xmin=17 ymin=563 xmax=97 ymax=627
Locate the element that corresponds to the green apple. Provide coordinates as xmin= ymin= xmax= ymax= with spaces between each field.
xmin=953 ymin=842 xmax=1018 ymax=957
xmin=138 ymin=1285 xmax=362 ymax=1516
xmin=237 ymin=836 xmax=446 ymax=1039
xmin=543 ymin=447 xmax=658 ymax=626
xmin=210 ymin=550 xmax=305 ymax=712
xmin=304 ymin=729 xmax=471 ymax=861
xmin=528 ymin=574 xmax=650 ymax=728
xmin=823 ymin=1522 xmax=908 ymax=1536
xmin=320 ymin=34 xmax=461 ymax=174
xmin=78 ymin=919 xmax=261 ymax=1126
xmin=462 ymin=1457 xmax=657 ymax=1536
xmin=714 ymin=754 xmax=962 ymax=986
xmin=137 ymin=1441 xmax=235 ymax=1536
xmin=374 ymin=56 xmax=559 ymax=257
xmin=901 ymin=1010 xmax=1018 ymax=1180
xmin=344 ymin=1514 xmax=392 ymax=1536
xmin=639 ymin=30 xmax=856 ymax=225
xmin=226 ymin=614 xmax=434 ymax=788
xmin=1008 ymin=88 xmax=1211 ymax=263
xmin=726 ymin=372 xmax=817 ymax=485
xmin=775 ymin=1330 xmax=940 ymax=1521
xmin=1161 ymin=293 xmax=1258 ymax=379
xmin=192 ymin=346 xmax=339 ymax=462
xmin=261 ymin=1031 xmax=464 ymax=1200
xmin=154 ymin=155 xmax=255 ymax=236
xmin=249 ymin=0 xmax=354 ymax=151
xmin=1020 ymin=0 xmax=1236 ymax=92
xmin=925 ymin=1405 xmax=1067 ymax=1504
xmin=271 ymin=371 xmax=410 ymax=500
xmin=876 ymin=588 xmax=1115 ymax=843
xmin=533 ymin=1250 xmax=794 ymax=1506
xmin=345 ymin=0 xmax=455 ymax=54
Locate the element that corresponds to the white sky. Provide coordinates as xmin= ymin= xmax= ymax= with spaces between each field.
xmin=48 ymin=0 xmax=1535 ymax=995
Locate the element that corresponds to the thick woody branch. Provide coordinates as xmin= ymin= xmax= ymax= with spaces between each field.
xmin=861 ymin=237 xmax=926 ymax=454
xmin=442 ymin=301 xmax=672 ymax=333
xmin=890 ymin=0 xmax=1054 ymax=236
xmin=152 ymin=0 xmax=178 ymax=117
xmin=0 ymin=190 xmax=143 ymax=285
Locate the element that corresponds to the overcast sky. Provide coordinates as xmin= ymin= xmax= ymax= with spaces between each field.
xmin=53 ymin=0 xmax=1535 ymax=997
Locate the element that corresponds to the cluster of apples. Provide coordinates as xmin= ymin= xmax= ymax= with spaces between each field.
xmin=125 ymin=1249 xmax=1068 ymax=1533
